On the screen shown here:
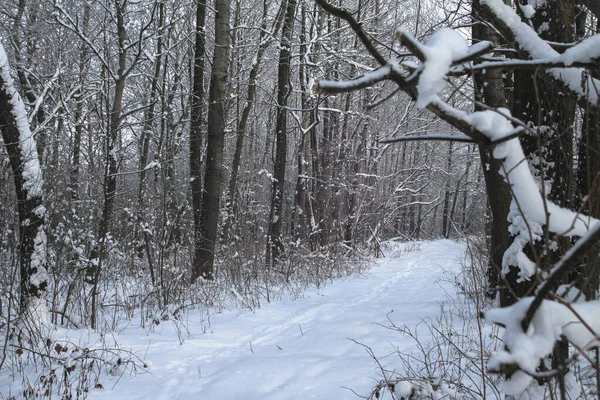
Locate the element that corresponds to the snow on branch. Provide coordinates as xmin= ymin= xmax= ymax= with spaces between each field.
xmin=483 ymin=296 xmax=600 ymax=395
xmin=314 ymin=66 xmax=391 ymax=94
xmin=406 ymin=28 xmax=468 ymax=108
xmin=480 ymin=0 xmax=600 ymax=105
xmin=473 ymin=106 xmax=600 ymax=394
xmin=315 ymin=0 xmax=599 ymax=237
xmin=465 ymin=107 xmax=599 ymax=236
xmin=0 ymin=42 xmax=44 ymax=200
xmin=449 ymin=56 xmax=600 ymax=76
xmin=482 ymin=210 xmax=600 ymax=395
xmin=313 ymin=24 xmax=494 ymax=145
xmin=561 ymin=34 xmax=600 ymax=66
xmin=524 ymin=221 xmax=600 ymax=329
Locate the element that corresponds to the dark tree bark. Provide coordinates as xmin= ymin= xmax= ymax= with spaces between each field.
xmin=190 ymin=0 xmax=207 ymax=279
xmin=505 ymin=0 xmax=578 ymax=306
xmin=138 ymin=1 xmax=165 ymax=218
xmin=575 ymin=39 xmax=600 ymax=300
xmin=441 ymin=142 xmax=453 ymax=238
xmin=472 ymin=1 xmax=512 ymax=302
xmin=508 ymin=0 xmax=579 ymax=383
xmin=340 ymin=91 xmax=354 ymax=246
xmin=266 ymin=0 xmax=298 ymax=266
xmin=191 ymin=0 xmax=231 ymax=281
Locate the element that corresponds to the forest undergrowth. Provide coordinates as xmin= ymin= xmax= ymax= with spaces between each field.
xmin=364 ymin=238 xmax=599 ymax=400
xmin=0 ymin=241 xmax=368 ymax=399
xmin=2 ymin=238 xmax=599 ymax=399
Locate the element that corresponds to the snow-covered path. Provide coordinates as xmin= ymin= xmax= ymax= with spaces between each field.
xmin=91 ymin=240 xmax=465 ymax=399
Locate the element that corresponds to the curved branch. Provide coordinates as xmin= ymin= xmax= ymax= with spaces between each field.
xmin=314 ymin=0 xmax=386 ymax=66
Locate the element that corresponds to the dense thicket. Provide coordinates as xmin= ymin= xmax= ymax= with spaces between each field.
xmin=2 ymin=0 xmax=600 ymax=396
xmin=0 ymin=0 xmax=485 ymax=329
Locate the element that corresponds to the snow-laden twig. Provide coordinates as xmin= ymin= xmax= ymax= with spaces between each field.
xmin=483 ymin=297 xmax=600 ymax=395
xmin=480 ymin=0 xmax=600 ymax=105
xmin=397 ymin=28 xmax=468 ymax=108
xmin=315 ymin=65 xmax=391 ymax=94
xmin=463 ymin=107 xmax=600 ymax=237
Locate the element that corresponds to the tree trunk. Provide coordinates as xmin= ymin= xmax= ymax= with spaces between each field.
xmin=294 ymin=0 xmax=315 ymax=243
xmin=138 ymin=2 xmax=164 ymax=219
xmin=70 ymin=2 xmax=90 ymax=202
xmin=441 ymin=142 xmax=453 ymax=239
xmin=0 ymin=42 xmax=47 ymax=319
xmin=190 ymin=0 xmax=207 ymax=279
xmin=575 ymin=33 xmax=600 ymax=300
xmin=511 ymin=0 xmax=578 ymax=385
xmin=87 ymin=3 xmax=130 ymax=329
xmin=505 ymin=0 xmax=577 ymax=305
xmin=472 ymin=0 xmax=513 ymax=301
xmin=191 ymin=0 xmax=231 ymax=282
xmin=266 ymin=0 xmax=297 ymax=266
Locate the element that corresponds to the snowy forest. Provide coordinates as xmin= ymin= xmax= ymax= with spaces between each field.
xmin=1 ymin=0 xmax=600 ymax=398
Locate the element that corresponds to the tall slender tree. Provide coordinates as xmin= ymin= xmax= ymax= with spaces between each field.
xmin=190 ymin=0 xmax=207 ymax=280
xmin=266 ymin=0 xmax=298 ymax=266
xmin=192 ymin=0 xmax=231 ymax=281
xmin=472 ymin=0 xmax=512 ymax=301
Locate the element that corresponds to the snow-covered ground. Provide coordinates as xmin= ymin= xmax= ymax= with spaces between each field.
xmin=2 ymin=239 xmax=468 ymax=399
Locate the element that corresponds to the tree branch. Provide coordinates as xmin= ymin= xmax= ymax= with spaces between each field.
xmin=523 ymin=222 xmax=600 ymax=331
xmin=314 ymin=0 xmax=386 ymax=66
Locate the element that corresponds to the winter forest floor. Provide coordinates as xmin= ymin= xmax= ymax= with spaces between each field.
xmin=2 ymin=240 xmax=480 ymax=399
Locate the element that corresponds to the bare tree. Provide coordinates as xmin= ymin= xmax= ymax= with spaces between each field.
xmin=192 ymin=0 xmax=232 ymax=281
xmin=190 ymin=0 xmax=207 ymax=280
xmin=266 ymin=0 xmax=298 ymax=266
xmin=224 ymin=0 xmax=285 ymax=240
xmin=54 ymin=0 xmax=157 ymax=328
